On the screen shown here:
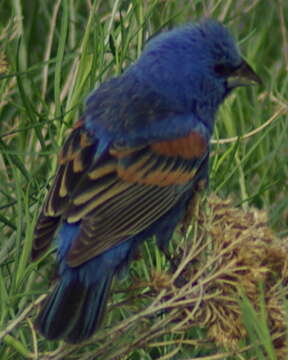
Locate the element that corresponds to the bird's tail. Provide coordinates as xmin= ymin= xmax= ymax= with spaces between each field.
xmin=35 ymin=271 xmax=113 ymax=343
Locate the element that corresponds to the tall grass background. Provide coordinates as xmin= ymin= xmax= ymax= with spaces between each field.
xmin=0 ymin=0 xmax=287 ymax=359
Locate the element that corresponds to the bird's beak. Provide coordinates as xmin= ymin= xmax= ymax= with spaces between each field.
xmin=227 ymin=61 xmax=262 ymax=88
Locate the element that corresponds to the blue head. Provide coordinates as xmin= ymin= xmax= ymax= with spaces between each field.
xmin=132 ymin=19 xmax=260 ymax=125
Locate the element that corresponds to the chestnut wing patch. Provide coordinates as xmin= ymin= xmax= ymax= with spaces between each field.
xmin=151 ymin=131 xmax=208 ymax=159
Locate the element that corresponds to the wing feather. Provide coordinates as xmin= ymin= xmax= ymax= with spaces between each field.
xmin=33 ymin=124 xmax=209 ymax=266
xmin=32 ymin=126 xmax=95 ymax=259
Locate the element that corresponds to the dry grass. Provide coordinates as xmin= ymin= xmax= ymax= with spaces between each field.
xmin=2 ymin=195 xmax=287 ymax=359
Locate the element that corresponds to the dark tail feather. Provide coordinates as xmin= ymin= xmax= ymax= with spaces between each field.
xmin=35 ymin=274 xmax=113 ymax=343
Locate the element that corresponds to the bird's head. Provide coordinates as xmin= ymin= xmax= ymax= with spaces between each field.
xmin=133 ymin=19 xmax=261 ymax=125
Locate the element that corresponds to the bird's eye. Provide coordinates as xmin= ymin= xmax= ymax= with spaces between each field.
xmin=214 ymin=63 xmax=235 ymax=76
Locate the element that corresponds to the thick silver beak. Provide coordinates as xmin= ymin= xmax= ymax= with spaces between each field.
xmin=227 ymin=61 xmax=262 ymax=88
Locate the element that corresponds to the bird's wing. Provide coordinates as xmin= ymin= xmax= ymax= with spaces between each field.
xmin=32 ymin=122 xmax=209 ymax=266
xmin=32 ymin=121 xmax=96 ymax=260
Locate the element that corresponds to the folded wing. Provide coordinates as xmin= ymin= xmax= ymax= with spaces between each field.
xmin=32 ymin=124 xmax=209 ymax=267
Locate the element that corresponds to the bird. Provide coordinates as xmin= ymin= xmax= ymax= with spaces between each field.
xmin=31 ymin=19 xmax=261 ymax=343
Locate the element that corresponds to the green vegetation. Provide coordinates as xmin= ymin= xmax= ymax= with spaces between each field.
xmin=0 ymin=1 xmax=287 ymax=359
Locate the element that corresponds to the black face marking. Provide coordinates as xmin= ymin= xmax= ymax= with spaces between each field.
xmin=214 ymin=63 xmax=239 ymax=77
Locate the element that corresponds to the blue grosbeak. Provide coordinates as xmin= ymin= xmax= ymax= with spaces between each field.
xmin=32 ymin=19 xmax=260 ymax=343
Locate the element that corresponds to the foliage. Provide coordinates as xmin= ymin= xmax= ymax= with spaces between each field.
xmin=0 ymin=0 xmax=287 ymax=359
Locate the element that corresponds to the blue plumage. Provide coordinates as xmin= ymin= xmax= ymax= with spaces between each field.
xmin=32 ymin=19 xmax=260 ymax=343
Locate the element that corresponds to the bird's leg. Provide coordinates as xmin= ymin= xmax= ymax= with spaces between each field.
xmin=158 ymin=244 xmax=178 ymax=273
xmin=159 ymin=244 xmax=189 ymax=288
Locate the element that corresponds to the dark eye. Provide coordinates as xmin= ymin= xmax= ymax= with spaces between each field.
xmin=214 ymin=64 xmax=235 ymax=76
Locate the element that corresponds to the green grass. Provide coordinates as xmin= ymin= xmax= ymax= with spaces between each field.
xmin=0 ymin=0 xmax=287 ymax=359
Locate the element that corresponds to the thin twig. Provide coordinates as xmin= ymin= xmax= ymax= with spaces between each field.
xmin=0 ymin=294 xmax=46 ymax=342
xmin=212 ymin=105 xmax=286 ymax=144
